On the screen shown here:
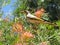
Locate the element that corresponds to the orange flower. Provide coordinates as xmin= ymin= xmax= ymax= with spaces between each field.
xmin=35 ymin=8 xmax=45 ymax=18
xmin=12 ymin=22 xmax=23 ymax=33
xmin=22 ymin=31 xmax=34 ymax=38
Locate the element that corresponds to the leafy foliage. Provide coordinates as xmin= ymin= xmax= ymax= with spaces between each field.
xmin=0 ymin=0 xmax=60 ymax=45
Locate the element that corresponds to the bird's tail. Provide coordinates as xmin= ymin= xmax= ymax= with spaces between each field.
xmin=36 ymin=18 xmax=58 ymax=27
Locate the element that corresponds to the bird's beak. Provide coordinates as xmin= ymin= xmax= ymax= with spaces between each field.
xmin=20 ymin=10 xmax=28 ymax=15
xmin=20 ymin=10 xmax=26 ymax=13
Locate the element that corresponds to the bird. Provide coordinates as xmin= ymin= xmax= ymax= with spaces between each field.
xmin=21 ymin=10 xmax=58 ymax=27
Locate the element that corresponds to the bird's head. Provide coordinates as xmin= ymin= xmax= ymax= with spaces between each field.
xmin=20 ymin=10 xmax=30 ymax=15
